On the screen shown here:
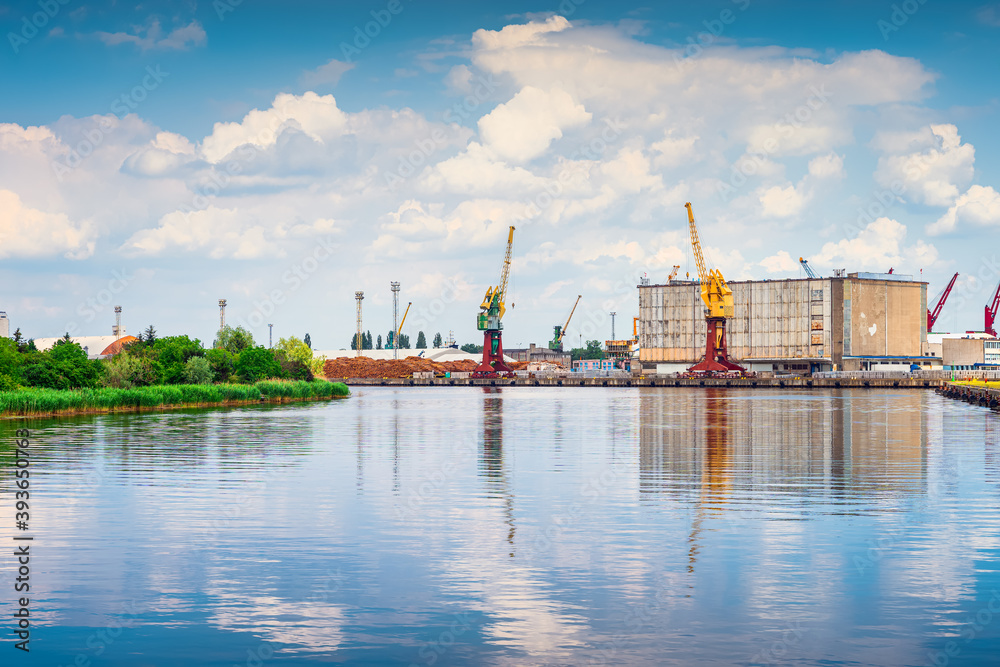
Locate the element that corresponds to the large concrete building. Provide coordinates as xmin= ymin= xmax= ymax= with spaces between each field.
xmin=637 ymin=272 xmax=936 ymax=374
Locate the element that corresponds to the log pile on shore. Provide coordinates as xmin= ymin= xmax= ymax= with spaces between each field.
xmin=323 ymin=355 xmax=528 ymax=379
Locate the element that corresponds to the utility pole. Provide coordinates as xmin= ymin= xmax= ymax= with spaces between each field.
xmin=610 ymin=312 xmax=616 ymax=340
xmin=391 ymin=281 xmax=400 ymax=360
xmin=355 ymin=291 xmax=364 ymax=357
xmin=268 ymin=323 xmax=273 ymax=348
xmin=113 ymin=306 xmax=122 ymax=340
xmin=219 ymin=299 xmax=227 ymax=332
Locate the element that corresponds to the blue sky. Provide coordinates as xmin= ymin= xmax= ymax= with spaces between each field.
xmin=2 ymin=0 xmax=1000 ymax=349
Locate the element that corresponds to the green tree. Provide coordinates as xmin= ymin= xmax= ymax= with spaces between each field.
xmin=153 ymin=335 xmax=205 ymax=384
xmin=22 ymin=341 xmax=100 ymax=389
xmin=143 ymin=325 xmax=157 ymax=343
xmin=398 ymin=333 xmax=410 ymax=349
xmin=275 ymin=337 xmax=326 ymax=375
xmin=460 ymin=343 xmax=482 ymax=354
xmin=376 ymin=334 xmax=382 ymax=349
xmin=433 ymin=332 xmax=443 ymax=348
xmin=214 ymin=325 xmax=254 ymax=354
xmin=416 ymin=331 xmax=427 ymax=349
xmin=0 ymin=337 xmax=23 ymax=388
xmin=205 ymin=348 xmax=237 ymax=383
xmin=570 ymin=340 xmax=605 ymax=362
xmin=304 ymin=333 xmax=312 ymax=349
xmin=183 ymin=356 xmax=214 ymax=385
xmin=235 ymin=346 xmax=282 ymax=383
xmin=363 ymin=330 xmax=373 ymax=350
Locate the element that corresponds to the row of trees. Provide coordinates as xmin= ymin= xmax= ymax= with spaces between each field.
xmin=0 ymin=326 xmax=327 ymax=392
xmin=349 ymin=330 xmax=450 ymax=350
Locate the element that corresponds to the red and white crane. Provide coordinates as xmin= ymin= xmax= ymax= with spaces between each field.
xmin=927 ymin=272 xmax=958 ymax=333
xmin=986 ymin=280 xmax=1000 ymax=337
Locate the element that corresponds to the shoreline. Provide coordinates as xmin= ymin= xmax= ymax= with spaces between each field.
xmin=332 ymin=376 xmax=948 ymax=388
xmin=0 ymin=380 xmax=350 ymax=420
xmin=1 ymin=393 xmax=348 ymax=420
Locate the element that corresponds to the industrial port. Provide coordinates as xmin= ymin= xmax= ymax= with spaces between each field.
xmin=5 ymin=203 xmax=998 ymax=382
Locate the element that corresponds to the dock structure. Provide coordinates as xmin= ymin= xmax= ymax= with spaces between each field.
xmin=938 ymin=383 xmax=1000 ymax=410
xmin=332 ymin=376 xmax=946 ymax=389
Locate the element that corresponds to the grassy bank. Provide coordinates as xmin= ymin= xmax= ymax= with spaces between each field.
xmin=0 ymin=379 xmax=350 ymax=417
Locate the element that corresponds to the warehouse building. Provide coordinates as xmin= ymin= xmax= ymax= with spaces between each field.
xmin=637 ymin=272 xmax=936 ymax=374
xmin=941 ymin=336 xmax=1000 ymax=371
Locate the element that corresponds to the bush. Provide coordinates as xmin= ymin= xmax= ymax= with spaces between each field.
xmin=101 ymin=354 xmax=157 ymax=388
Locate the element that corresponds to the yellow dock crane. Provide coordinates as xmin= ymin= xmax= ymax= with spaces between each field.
xmin=549 ymin=295 xmax=581 ymax=351
xmin=473 ymin=226 xmax=516 ymax=377
xmin=668 ymin=265 xmax=680 ymax=282
xmin=684 ymin=202 xmax=746 ymax=375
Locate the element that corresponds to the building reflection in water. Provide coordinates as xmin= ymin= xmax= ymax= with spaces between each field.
xmin=480 ymin=387 xmax=516 ymax=557
xmin=639 ymin=388 xmax=930 ymax=570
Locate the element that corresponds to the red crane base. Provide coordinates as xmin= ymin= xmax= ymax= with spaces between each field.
xmin=473 ymin=329 xmax=513 ymax=377
xmin=687 ymin=318 xmax=746 ymax=375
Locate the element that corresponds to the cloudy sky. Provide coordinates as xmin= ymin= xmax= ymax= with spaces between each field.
xmin=2 ymin=0 xmax=1000 ymax=349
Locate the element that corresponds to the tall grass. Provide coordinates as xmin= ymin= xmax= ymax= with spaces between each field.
xmin=0 ymin=380 xmax=349 ymax=416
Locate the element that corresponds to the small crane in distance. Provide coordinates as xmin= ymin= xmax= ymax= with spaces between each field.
xmin=549 ymin=295 xmax=581 ymax=351
xmin=799 ymin=257 xmax=818 ymax=279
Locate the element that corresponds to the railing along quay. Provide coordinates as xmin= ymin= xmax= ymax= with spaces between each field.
xmin=937 ymin=383 xmax=1000 ymax=411
xmin=332 ymin=377 xmax=946 ymax=388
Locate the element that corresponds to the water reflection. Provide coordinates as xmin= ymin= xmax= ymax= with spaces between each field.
xmin=639 ymin=389 xmax=929 ymax=508
xmin=479 ymin=388 xmax=515 ymax=556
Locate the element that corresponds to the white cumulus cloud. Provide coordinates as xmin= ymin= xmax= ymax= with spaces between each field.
xmin=927 ymin=184 xmax=1000 ymax=236
xmin=478 ymin=86 xmax=591 ymax=162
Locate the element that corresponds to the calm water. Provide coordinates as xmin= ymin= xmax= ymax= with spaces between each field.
xmin=2 ymin=388 xmax=999 ymax=666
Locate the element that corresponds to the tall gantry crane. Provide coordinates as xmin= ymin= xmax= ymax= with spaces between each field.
xmin=549 ymin=295 xmax=581 ymax=351
xmin=473 ymin=226 xmax=516 ymax=377
xmin=926 ymin=273 xmax=958 ymax=333
xmin=684 ymin=202 xmax=746 ymax=375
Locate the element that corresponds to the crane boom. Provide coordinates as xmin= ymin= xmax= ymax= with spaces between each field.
xmin=686 ymin=203 xmax=708 ymax=287
xmin=497 ymin=226 xmax=515 ymax=320
xmin=556 ymin=295 xmax=581 ymax=345
xmin=684 ymin=202 xmax=733 ymax=317
xmin=667 ymin=265 xmax=680 ymax=282
xmin=799 ymin=257 xmax=818 ymax=279
xmin=927 ymin=273 xmax=958 ymax=332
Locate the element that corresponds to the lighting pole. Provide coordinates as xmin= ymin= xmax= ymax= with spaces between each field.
xmin=268 ymin=323 xmax=273 ymax=348
xmin=391 ymin=281 xmax=400 ymax=360
xmin=610 ymin=312 xmax=616 ymax=340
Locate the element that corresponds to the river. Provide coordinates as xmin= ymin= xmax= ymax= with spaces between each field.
xmin=1 ymin=387 xmax=998 ymax=666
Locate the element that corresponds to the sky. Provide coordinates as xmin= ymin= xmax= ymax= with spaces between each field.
xmin=2 ymin=0 xmax=1000 ymax=350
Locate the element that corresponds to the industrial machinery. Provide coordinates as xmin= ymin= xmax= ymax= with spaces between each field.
xmin=386 ymin=301 xmax=411 ymax=349
xmin=667 ymin=265 xmax=680 ymax=282
xmin=799 ymin=257 xmax=818 ymax=279
xmin=549 ymin=295 xmax=581 ymax=351
xmin=987 ymin=280 xmax=1000 ymax=337
xmin=926 ymin=273 xmax=958 ymax=333
xmin=473 ymin=226 xmax=516 ymax=377
xmin=684 ymin=202 xmax=746 ymax=375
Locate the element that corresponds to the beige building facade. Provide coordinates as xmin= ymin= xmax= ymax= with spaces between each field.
xmin=637 ymin=273 xmax=932 ymax=373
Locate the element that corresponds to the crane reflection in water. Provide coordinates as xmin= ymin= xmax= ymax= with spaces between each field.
xmin=480 ymin=387 xmax=516 ymax=557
